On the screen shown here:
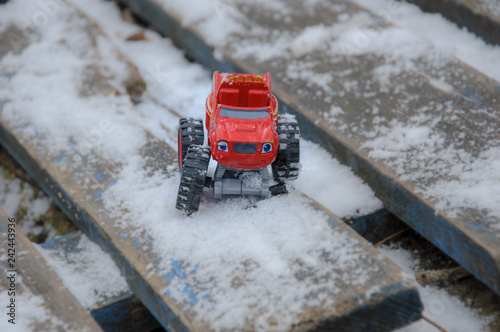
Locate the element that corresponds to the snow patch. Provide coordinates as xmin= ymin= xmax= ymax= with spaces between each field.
xmin=37 ymin=235 xmax=130 ymax=310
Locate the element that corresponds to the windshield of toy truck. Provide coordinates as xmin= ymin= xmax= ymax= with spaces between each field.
xmin=219 ymin=107 xmax=269 ymax=119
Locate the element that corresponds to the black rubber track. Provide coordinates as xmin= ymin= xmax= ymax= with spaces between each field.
xmin=272 ymin=115 xmax=300 ymax=181
xmin=178 ymin=117 xmax=204 ymax=170
xmin=176 ymin=145 xmax=210 ymax=214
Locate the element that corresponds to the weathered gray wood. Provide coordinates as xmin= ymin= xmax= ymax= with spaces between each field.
xmin=0 ymin=3 xmax=422 ymax=331
xmin=118 ymin=0 xmax=500 ymax=296
xmin=40 ymin=231 xmax=161 ymax=332
xmin=0 ymin=207 xmax=103 ymax=332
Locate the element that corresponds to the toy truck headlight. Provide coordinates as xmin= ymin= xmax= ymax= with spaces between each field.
xmin=261 ymin=143 xmax=273 ymax=153
xmin=217 ymin=141 xmax=229 ymax=152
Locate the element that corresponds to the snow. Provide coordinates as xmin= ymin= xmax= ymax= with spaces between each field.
xmin=138 ymin=0 xmax=500 ymax=83
xmin=0 ymin=0 xmax=387 ymax=329
xmin=153 ymin=193 xmax=378 ymax=329
xmin=354 ymin=0 xmax=500 ymax=82
xmin=0 ymin=229 xmax=68 ymax=331
xmin=0 ymin=169 xmax=53 ymax=240
xmin=151 ymin=0 xmax=500 ymax=231
xmin=0 ymin=289 xmax=67 ymax=332
xmin=1 ymin=0 xmax=497 ymax=328
xmin=475 ymin=0 xmax=500 ymax=18
xmin=37 ymin=234 xmax=130 ymax=310
xmin=291 ymin=24 xmax=330 ymax=57
xmin=428 ymin=77 xmax=454 ymax=94
xmin=158 ymin=0 xmax=246 ymax=47
xmin=362 ymin=124 xmax=434 ymax=159
xmin=69 ymin=0 xmax=381 ymax=219
xmin=350 ymin=0 xmax=500 ymax=224
xmin=122 ymin=0 xmax=500 ymax=325
xmin=239 ymin=171 xmax=262 ymax=189
xmin=295 ymin=140 xmax=381 ymax=217
xmin=379 ymin=244 xmax=492 ymax=332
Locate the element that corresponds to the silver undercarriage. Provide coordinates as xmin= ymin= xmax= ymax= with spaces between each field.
xmin=212 ymin=164 xmax=270 ymax=200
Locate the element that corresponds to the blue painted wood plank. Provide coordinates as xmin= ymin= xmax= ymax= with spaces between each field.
xmin=41 ymin=232 xmax=161 ymax=332
xmin=116 ymin=0 xmax=500 ymax=296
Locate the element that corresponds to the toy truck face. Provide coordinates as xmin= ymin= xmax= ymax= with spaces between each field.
xmin=206 ymin=72 xmax=279 ymax=170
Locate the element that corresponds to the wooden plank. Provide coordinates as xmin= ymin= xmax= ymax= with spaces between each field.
xmin=0 ymin=3 xmax=422 ymax=330
xmin=40 ymin=231 xmax=161 ymax=332
xmin=39 ymin=220 xmax=411 ymax=329
xmin=0 ymin=207 xmax=102 ymax=332
xmin=117 ymin=0 xmax=500 ymax=296
xmin=0 ymin=109 xmax=423 ymax=331
xmin=405 ymin=0 xmax=500 ymax=46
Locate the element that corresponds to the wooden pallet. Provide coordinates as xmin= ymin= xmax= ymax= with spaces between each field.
xmin=117 ymin=0 xmax=500 ymax=296
xmin=0 ymin=3 xmax=422 ymax=330
xmin=0 ymin=207 xmax=102 ymax=332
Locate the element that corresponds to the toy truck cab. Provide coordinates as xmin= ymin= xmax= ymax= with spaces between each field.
xmin=176 ymin=72 xmax=300 ymax=214
xmin=205 ymin=72 xmax=279 ymax=169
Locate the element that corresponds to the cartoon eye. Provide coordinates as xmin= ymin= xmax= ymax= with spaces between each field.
xmin=262 ymin=143 xmax=272 ymax=153
xmin=217 ymin=141 xmax=228 ymax=152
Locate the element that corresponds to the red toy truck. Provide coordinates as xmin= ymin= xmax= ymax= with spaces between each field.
xmin=176 ymin=72 xmax=300 ymax=214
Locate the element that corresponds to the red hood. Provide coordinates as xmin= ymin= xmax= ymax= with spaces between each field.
xmin=214 ymin=117 xmax=275 ymax=143
xmin=208 ymin=110 xmax=279 ymax=169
